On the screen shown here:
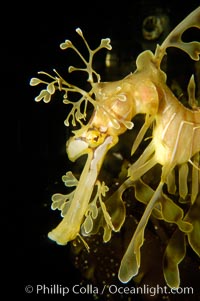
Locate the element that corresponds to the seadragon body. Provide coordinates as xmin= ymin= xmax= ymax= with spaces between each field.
xmin=31 ymin=7 xmax=200 ymax=288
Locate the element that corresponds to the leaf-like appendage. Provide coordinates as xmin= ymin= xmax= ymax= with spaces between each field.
xmin=47 ymin=82 xmax=55 ymax=95
xmin=100 ymin=38 xmax=112 ymax=50
xmin=155 ymin=7 xmax=200 ymax=64
xmin=30 ymin=28 xmax=113 ymax=127
xmin=62 ymin=171 xmax=78 ymax=187
xmin=118 ymin=181 xmax=164 ymax=283
xmin=187 ymin=75 xmax=199 ymax=109
xmin=35 ymin=89 xmax=51 ymax=103
xmin=60 ymin=39 xmax=73 ymax=50
xmin=51 ymin=193 xmax=67 ymax=210
xmin=186 ymin=194 xmax=200 ymax=256
xmin=60 ymin=28 xmax=112 ymax=84
xmin=158 ymin=194 xmax=193 ymax=233
xmin=51 ymin=192 xmax=74 ymax=217
xmin=188 ymin=219 xmax=200 ymax=256
xmin=30 ymin=77 xmax=43 ymax=86
xmin=83 ymin=214 xmax=93 ymax=234
xmin=163 ymin=230 xmax=186 ymax=289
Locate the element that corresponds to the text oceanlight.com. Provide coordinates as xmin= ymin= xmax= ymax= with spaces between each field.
xmin=25 ymin=283 xmax=194 ymax=297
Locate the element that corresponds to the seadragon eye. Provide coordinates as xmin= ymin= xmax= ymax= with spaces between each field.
xmin=85 ymin=130 xmax=106 ymax=148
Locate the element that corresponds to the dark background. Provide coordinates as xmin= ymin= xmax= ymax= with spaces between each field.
xmin=6 ymin=0 xmax=200 ymax=299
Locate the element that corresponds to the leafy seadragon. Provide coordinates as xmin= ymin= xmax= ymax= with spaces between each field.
xmin=30 ymin=7 xmax=200 ymax=288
